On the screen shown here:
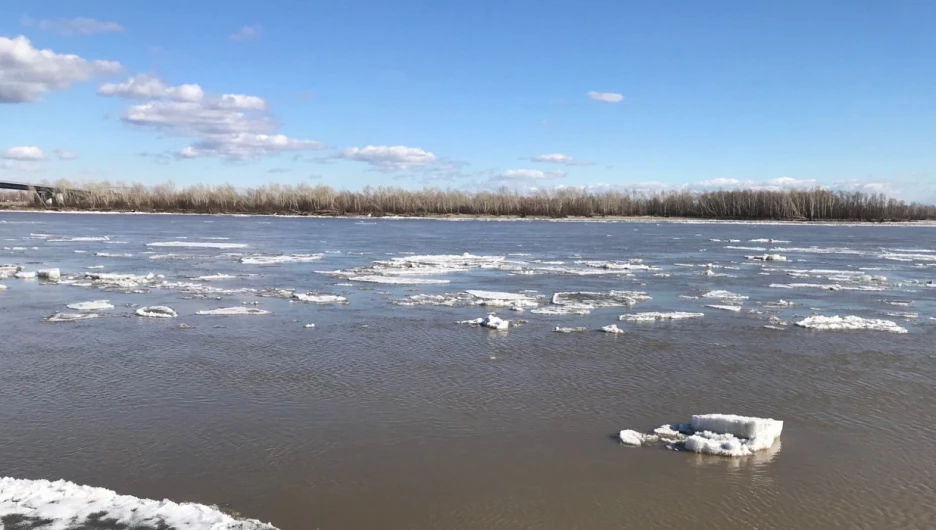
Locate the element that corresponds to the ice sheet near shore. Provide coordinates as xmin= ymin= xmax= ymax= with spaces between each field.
xmin=795 ymin=315 xmax=908 ymax=333
xmin=619 ymin=414 xmax=783 ymax=457
xmin=239 ymin=254 xmax=323 ymax=265
xmin=195 ymin=307 xmax=271 ymax=316
xmin=619 ymin=312 xmax=704 ymax=322
xmin=136 ymin=306 xmax=178 ymax=318
xmin=146 ymin=241 xmax=248 ymax=249
xmin=66 ymin=300 xmax=114 ymax=311
xmin=0 ymin=476 xmax=279 ymax=530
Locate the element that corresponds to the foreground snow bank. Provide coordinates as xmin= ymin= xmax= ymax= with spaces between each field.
xmin=0 ymin=476 xmax=279 ymax=530
xmin=795 ymin=315 xmax=907 ymax=333
xmin=619 ymin=414 xmax=784 ymax=457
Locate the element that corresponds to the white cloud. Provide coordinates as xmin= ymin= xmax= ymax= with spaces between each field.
xmin=587 ymin=91 xmax=624 ymax=103
xmin=501 ymin=169 xmax=565 ymax=180
xmin=0 ymin=35 xmax=122 ymax=103
xmin=54 ymin=149 xmax=76 ymax=160
xmin=229 ymin=25 xmax=262 ymax=42
xmin=337 ymin=145 xmax=437 ymax=171
xmin=532 ymin=153 xmax=573 ymax=164
xmin=22 ymin=16 xmax=125 ymax=36
xmin=100 ymin=74 xmax=322 ymax=160
xmin=2 ymin=146 xmax=44 ymax=161
xmin=98 ymin=74 xmax=204 ymax=102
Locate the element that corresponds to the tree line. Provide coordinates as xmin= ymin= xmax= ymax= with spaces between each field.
xmin=2 ymin=180 xmax=934 ymax=221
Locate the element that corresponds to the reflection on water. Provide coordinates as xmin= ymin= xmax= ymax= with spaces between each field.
xmin=1 ymin=212 xmax=935 ymax=529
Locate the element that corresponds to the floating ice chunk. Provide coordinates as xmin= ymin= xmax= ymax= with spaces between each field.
xmin=95 ymin=252 xmax=133 ymax=258
xmin=885 ymin=311 xmax=918 ymax=319
xmin=600 ymin=324 xmax=625 ymax=334
xmin=146 ymin=241 xmax=248 ymax=249
xmin=239 ymin=254 xmax=323 ymax=264
xmin=0 ymin=284 xmax=6 ymax=290
xmin=135 ymin=306 xmax=178 ymax=318
xmin=796 ymin=315 xmax=907 ymax=333
xmin=701 ymin=290 xmax=748 ymax=302
xmin=48 ymin=236 xmax=111 ymax=242
xmin=573 ymin=260 xmax=657 ymax=271
xmin=0 ymin=476 xmax=279 ymax=530
xmin=196 ymin=307 xmax=271 ymax=316
xmin=746 ymin=254 xmax=787 ymax=262
xmin=348 ymin=275 xmax=450 ymax=285
xmin=45 ymin=312 xmax=101 ymax=322
xmin=750 ymin=238 xmax=790 ymax=243
xmin=619 ymin=430 xmax=657 ymax=446
xmin=14 ymin=271 xmax=36 ymax=279
xmin=466 ymin=290 xmax=532 ymax=301
xmin=67 ymin=300 xmax=114 ymax=311
xmin=530 ymin=305 xmax=592 ymax=315
xmin=619 ymin=312 xmax=704 ymax=322
xmin=481 ymin=314 xmax=509 ymax=330
xmin=691 ymin=414 xmax=783 ymax=441
xmin=304 ymin=323 xmax=316 ymax=328
xmin=705 ymin=304 xmax=742 ymax=312
xmin=193 ymin=274 xmax=237 ymax=281
xmin=292 ymin=293 xmax=347 ymax=303
xmin=883 ymin=300 xmax=914 ymax=307
xmin=37 ymin=268 xmax=61 ymax=280
xmin=554 ymin=326 xmax=587 ymax=333
xmin=726 ymin=246 xmax=767 ymax=251
xmin=552 ymin=291 xmax=651 ymax=308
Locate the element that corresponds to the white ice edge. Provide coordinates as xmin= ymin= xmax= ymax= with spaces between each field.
xmin=620 ymin=414 xmax=783 ymax=457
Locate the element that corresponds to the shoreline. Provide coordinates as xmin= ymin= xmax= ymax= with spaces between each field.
xmin=2 ymin=207 xmax=936 ymax=227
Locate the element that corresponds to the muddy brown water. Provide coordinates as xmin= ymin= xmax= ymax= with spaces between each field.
xmin=1 ymin=213 xmax=935 ymax=529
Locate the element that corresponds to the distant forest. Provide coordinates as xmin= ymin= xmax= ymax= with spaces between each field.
xmin=2 ymin=181 xmax=935 ymax=221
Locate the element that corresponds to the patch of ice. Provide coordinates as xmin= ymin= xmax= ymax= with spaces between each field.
xmin=95 ymin=252 xmax=133 ymax=258
xmin=554 ymin=326 xmax=587 ymax=333
xmin=193 ymin=274 xmax=236 ymax=281
xmin=136 ymin=306 xmax=178 ymax=318
xmin=795 ymin=315 xmax=908 ymax=333
xmin=14 ymin=271 xmax=36 ymax=279
xmin=304 ymin=323 xmax=316 ymax=328
xmin=746 ymin=254 xmax=787 ymax=262
xmin=0 ymin=284 xmax=7 ymax=290
xmin=457 ymin=314 xmax=511 ymax=330
xmin=348 ymin=275 xmax=450 ymax=285
xmin=750 ymin=238 xmax=790 ymax=243
xmin=239 ymin=254 xmax=323 ymax=264
xmin=770 ymin=283 xmax=885 ymax=292
xmin=45 ymin=312 xmax=101 ymax=323
xmin=0 ymin=476 xmax=279 ymax=530
xmin=701 ymin=290 xmax=748 ymax=302
xmin=619 ymin=312 xmax=704 ymax=322
xmin=885 ymin=311 xmax=918 ymax=319
xmin=48 ymin=236 xmax=110 ymax=242
xmin=531 ymin=305 xmax=592 ymax=316
xmin=619 ymin=430 xmax=657 ymax=446
xmin=726 ymin=246 xmax=767 ymax=251
xmin=67 ymin=300 xmax=114 ymax=311
xmin=600 ymin=324 xmax=625 ymax=334
xmin=573 ymin=260 xmax=657 ymax=271
xmin=552 ymin=291 xmax=652 ymax=308
xmin=196 ymin=307 xmax=271 ymax=316
xmin=38 ymin=268 xmax=61 ymax=280
xmin=146 ymin=241 xmax=248 ymax=249
xmin=292 ymin=293 xmax=347 ymax=303
xmin=883 ymin=300 xmax=914 ymax=307
xmin=705 ymin=304 xmax=742 ymax=312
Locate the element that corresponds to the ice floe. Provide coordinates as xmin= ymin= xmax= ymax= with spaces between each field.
xmin=769 ymin=283 xmax=885 ymax=292
xmin=48 ymin=236 xmax=111 ymax=242
xmin=0 ymin=476 xmax=279 ymax=530
xmin=457 ymin=314 xmax=511 ymax=330
xmin=466 ymin=290 xmax=539 ymax=308
xmin=554 ymin=326 xmax=587 ymax=333
xmin=746 ymin=254 xmax=787 ymax=262
xmin=45 ymin=312 xmax=101 ymax=323
xmin=66 ymin=300 xmax=114 ymax=311
xmin=348 ymin=275 xmax=450 ymax=285
xmin=705 ymin=304 xmax=742 ymax=312
xmin=530 ymin=305 xmax=592 ymax=316
xmin=619 ymin=312 xmax=704 ymax=322
xmin=146 ymin=241 xmax=248 ymax=249
xmin=196 ymin=307 xmax=271 ymax=316
xmin=304 ymin=323 xmax=316 ymax=328
xmin=883 ymin=300 xmax=914 ymax=307
xmin=292 ymin=293 xmax=347 ymax=304
xmin=795 ymin=315 xmax=908 ymax=333
xmin=750 ymin=238 xmax=790 ymax=243
xmin=95 ymin=252 xmax=133 ymax=258
xmin=135 ymin=306 xmax=179 ymax=318
xmin=600 ymin=324 xmax=625 ymax=334
xmin=552 ymin=291 xmax=652 ymax=308
xmin=239 ymin=254 xmax=323 ymax=264
xmin=193 ymin=274 xmax=237 ymax=281
xmin=572 ymin=260 xmax=657 ymax=271
xmin=37 ymin=268 xmax=61 ymax=280
xmin=619 ymin=414 xmax=783 ymax=457
xmin=701 ymin=290 xmax=748 ymax=302
xmin=14 ymin=271 xmax=36 ymax=279
xmin=885 ymin=311 xmax=918 ymax=319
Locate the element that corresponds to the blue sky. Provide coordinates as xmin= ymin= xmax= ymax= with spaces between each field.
xmin=2 ymin=0 xmax=935 ymax=201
